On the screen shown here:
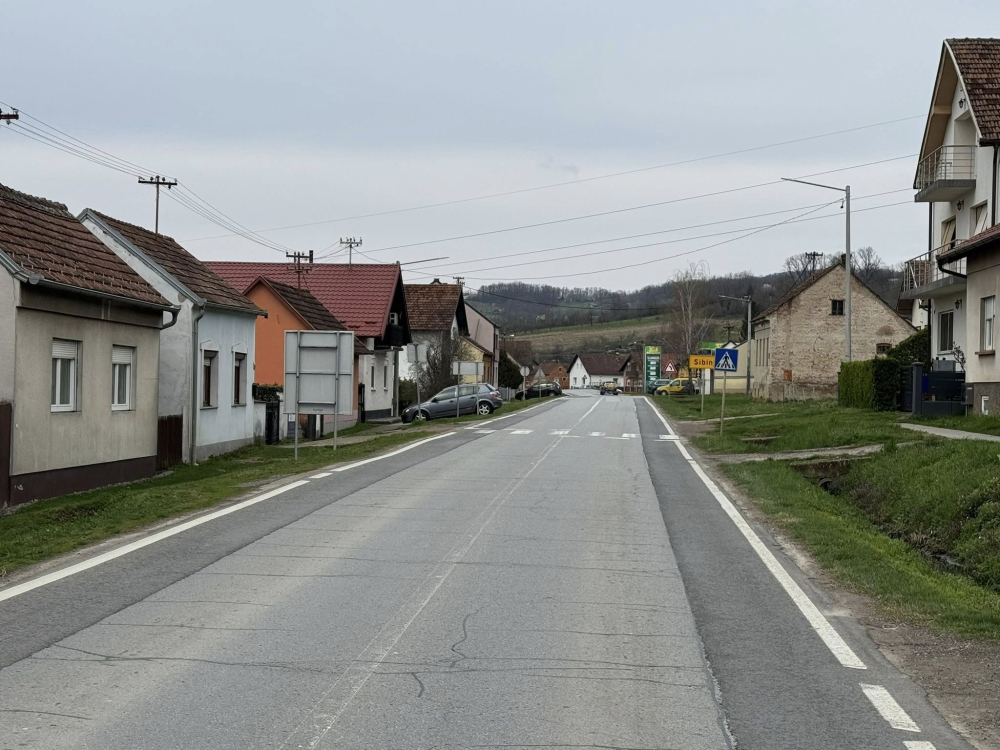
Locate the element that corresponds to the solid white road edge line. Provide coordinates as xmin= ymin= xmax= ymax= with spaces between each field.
xmin=464 ymin=398 xmax=563 ymax=429
xmin=309 ymin=472 xmax=332 ymax=479
xmin=644 ymin=398 xmax=867 ymax=671
xmin=644 ymin=395 xmax=676 ymax=436
xmin=904 ymin=742 xmax=937 ymax=749
xmin=333 ymin=431 xmax=456 ymax=471
xmin=0 ymin=480 xmax=312 ymax=604
xmin=860 ymin=684 xmax=921 ymax=732
xmin=278 ymin=434 xmax=566 ymax=750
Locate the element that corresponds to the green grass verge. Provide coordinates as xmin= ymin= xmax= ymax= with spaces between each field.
xmin=910 ymin=413 xmax=1000 ymax=437
xmin=0 ymin=430 xmax=435 ymax=577
xmin=723 ymin=459 xmax=1000 ymax=639
xmin=650 ymin=392 xmax=818 ymax=421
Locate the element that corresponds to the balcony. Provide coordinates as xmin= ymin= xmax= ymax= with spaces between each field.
xmin=899 ymin=244 xmax=967 ymax=299
xmin=914 ymin=145 xmax=976 ymax=202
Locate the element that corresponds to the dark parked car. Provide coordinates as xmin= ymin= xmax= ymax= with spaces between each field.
xmin=515 ymin=381 xmax=562 ymax=400
xmin=646 ymin=378 xmax=673 ymax=394
xmin=401 ymin=383 xmax=503 ymax=422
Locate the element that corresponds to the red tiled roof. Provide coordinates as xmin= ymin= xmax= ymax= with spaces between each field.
xmin=538 ymin=361 xmax=566 ymax=375
xmin=207 ymin=262 xmax=403 ymax=338
xmin=404 ymin=282 xmax=463 ymax=331
xmin=86 ymin=211 xmax=260 ymax=313
xmin=948 ymin=39 xmax=1000 ymax=144
xmin=572 ymin=353 xmax=623 ymax=376
xmin=938 ymin=221 xmax=1000 ymax=261
xmin=0 ymin=184 xmax=169 ymax=307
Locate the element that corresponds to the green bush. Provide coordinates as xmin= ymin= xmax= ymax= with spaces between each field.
xmin=887 ymin=327 xmax=931 ymax=370
xmin=399 ymin=379 xmax=418 ymax=411
xmin=839 ymin=359 xmax=900 ymax=411
xmin=252 ymin=383 xmax=282 ymax=402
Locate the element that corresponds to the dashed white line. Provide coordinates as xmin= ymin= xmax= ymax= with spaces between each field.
xmin=309 ymin=472 xmax=332 ymax=479
xmin=510 ymin=429 xmax=533 ymax=435
xmin=474 ymin=429 xmax=496 ymax=434
xmin=658 ymin=434 xmax=679 ymax=441
xmin=904 ymin=742 xmax=937 ymax=749
xmin=643 ymin=397 xmax=867 ymax=671
xmin=0 ymin=480 xmax=311 ymax=604
xmin=550 ymin=429 xmax=570 ymax=435
xmin=333 ymin=432 xmax=456 ymax=472
xmin=464 ymin=398 xmax=563 ymax=429
xmin=589 ymin=431 xmax=605 ymax=437
xmin=860 ymin=684 xmax=921 ymax=732
xmin=622 ymin=433 xmax=638 ymax=438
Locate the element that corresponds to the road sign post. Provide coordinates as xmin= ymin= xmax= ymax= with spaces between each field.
xmin=407 ymin=343 xmax=427 ymax=421
xmin=689 ymin=354 xmax=714 ymax=414
xmin=643 ymin=345 xmax=661 ymax=393
xmin=452 ymin=361 xmax=485 ymax=417
xmin=714 ymin=348 xmax=739 ymax=435
xmin=284 ymin=330 xmax=355 ymax=459
xmin=519 ymin=365 xmax=531 ymax=401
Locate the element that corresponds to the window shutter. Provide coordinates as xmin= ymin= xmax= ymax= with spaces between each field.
xmin=112 ymin=346 xmax=133 ymax=365
xmin=53 ymin=340 xmax=78 ymax=359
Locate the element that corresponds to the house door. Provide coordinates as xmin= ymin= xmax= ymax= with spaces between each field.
xmin=156 ymin=415 xmax=183 ymax=470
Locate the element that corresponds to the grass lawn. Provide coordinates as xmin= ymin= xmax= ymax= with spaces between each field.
xmin=0 ymin=429 xmax=436 ymax=578
xmin=910 ymin=413 xmax=1000 ymax=437
xmin=723 ymin=458 xmax=1000 ymax=639
xmin=649 ymin=392 xmax=817 ymax=421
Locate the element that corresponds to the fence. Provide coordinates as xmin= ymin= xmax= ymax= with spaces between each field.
xmin=156 ymin=415 xmax=184 ymax=470
xmin=898 ymin=364 xmax=966 ymax=416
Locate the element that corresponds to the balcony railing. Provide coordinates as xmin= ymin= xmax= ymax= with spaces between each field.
xmin=914 ymin=145 xmax=977 ymax=201
xmin=899 ymin=244 xmax=967 ymax=296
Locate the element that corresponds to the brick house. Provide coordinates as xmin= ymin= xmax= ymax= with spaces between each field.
xmin=532 ymin=361 xmax=569 ymax=389
xmin=751 ymin=259 xmax=915 ymax=401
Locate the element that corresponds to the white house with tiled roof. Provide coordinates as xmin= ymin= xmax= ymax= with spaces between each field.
xmin=0 ymin=184 xmax=179 ymax=507
xmin=82 ymin=210 xmax=264 ymax=463
xmin=899 ymin=39 xmax=1000 ymax=368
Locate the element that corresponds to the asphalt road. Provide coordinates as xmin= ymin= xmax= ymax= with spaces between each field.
xmin=0 ymin=392 xmax=975 ymax=749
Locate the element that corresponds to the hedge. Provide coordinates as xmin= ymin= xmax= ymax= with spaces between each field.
xmin=839 ymin=359 xmax=900 ymax=411
xmin=887 ymin=327 xmax=931 ymax=370
xmin=252 ymin=383 xmax=282 ymax=403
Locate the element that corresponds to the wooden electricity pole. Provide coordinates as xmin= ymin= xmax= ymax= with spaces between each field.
xmin=138 ymin=176 xmax=178 ymax=235
xmin=286 ymin=250 xmax=314 ymax=288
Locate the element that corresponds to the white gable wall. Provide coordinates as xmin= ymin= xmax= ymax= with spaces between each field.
xmin=568 ymin=358 xmax=590 ymax=387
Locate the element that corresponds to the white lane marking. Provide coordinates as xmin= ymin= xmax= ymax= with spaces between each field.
xmin=0 ymin=480 xmax=311 ymax=604
xmin=589 ymin=431 xmax=605 ymax=437
xmin=622 ymin=433 xmax=638 ymax=438
xmin=644 ymin=396 xmax=676 ymax=436
xmin=550 ymin=430 xmax=569 ymax=435
xmin=604 ymin=436 xmax=630 ymax=440
xmin=658 ymin=435 xmax=679 ymax=441
xmin=643 ymin=399 xmax=867 ymax=670
xmin=904 ymin=743 xmax=937 ymax=750
xmin=309 ymin=472 xmax=332 ymax=479
xmin=510 ymin=429 xmax=533 ymax=435
xmin=474 ymin=429 xmax=496 ymax=434
xmin=860 ymin=684 xmax=921 ymax=732
xmin=572 ymin=397 xmax=602 ymax=428
xmin=279 ymin=434 xmax=566 ymax=749
xmin=333 ymin=432 xmax=455 ymax=472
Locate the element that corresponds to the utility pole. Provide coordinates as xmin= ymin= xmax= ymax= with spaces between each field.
xmin=805 ymin=251 xmax=824 ymax=276
xmin=0 ymin=108 xmax=18 ymax=123
xmin=781 ymin=178 xmax=852 ymax=361
xmin=719 ymin=293 xmax=754 ymax=396
xmin=286 ymin=250 xmax=314 ymax=288
xmin=137 ymin=176 xmax=178 ymax=235
xmin=453 ymin=276 xmax=465 ymax=290
xmin=339 ymin=237 xmax=362 ymax=266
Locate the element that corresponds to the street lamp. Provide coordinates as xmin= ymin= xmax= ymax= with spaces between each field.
xmin=720 ymin=294 xmax=753 ymax=395
xmin=781 ymin=178 xmax=852 ymax=361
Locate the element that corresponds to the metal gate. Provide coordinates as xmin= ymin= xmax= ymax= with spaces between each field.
xmin=156 ymin=415 xmax=184 ymax=470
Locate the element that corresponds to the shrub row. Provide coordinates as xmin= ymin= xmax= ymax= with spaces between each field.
xmin=838 ymin=359 xmax=900 ymax=411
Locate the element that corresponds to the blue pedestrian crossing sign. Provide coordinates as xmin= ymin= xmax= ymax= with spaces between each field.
xmin=714 ymin=348 xmax=738 ymax=372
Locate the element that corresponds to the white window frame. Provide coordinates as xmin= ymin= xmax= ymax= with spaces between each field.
xmin=51 ymin=339 xmax=79 ymax=413
xmin=233 ymin=352 xmax=247 ymax=406
xmin=982 ymin=296 xmax=995 ymax=352
xmin=202 ymin=350 xmax=219 ymax=408
xmin=939 ymin=310 xmax=955 ymax=353
xmin=982 ymin=395 xmax=990 ymax=416
xmin=941 ymin=217 xmax=956 ymax=250
xmin=111 ymin=345 xmax=134 ymax=411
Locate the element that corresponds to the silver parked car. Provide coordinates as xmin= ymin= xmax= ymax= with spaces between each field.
xmin=401 ymin=382 xmax=503 ymax=422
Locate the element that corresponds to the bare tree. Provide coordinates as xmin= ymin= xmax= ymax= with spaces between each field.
xmin=853 ymin=246 xmax=884 ymax=284
xmin=658 ymin=261 xmax=715 ymax=357
xmin=415 ymin=334 xmax=472 ymax=395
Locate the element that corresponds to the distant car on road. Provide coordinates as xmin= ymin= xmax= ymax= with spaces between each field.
xmin=515 ymin=381 xmax=562 ymax=400
xmin=401 ymin=382 xmax=503 ymax=422
xmin=599 ymin=382 xmax=621 ymax=395
xmin=646 ymin=378 xmax=673 ymax=394
xmin=655 ymin=378 xmax=698 ymax=395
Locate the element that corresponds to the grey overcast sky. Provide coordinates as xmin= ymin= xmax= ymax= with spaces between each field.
xmin=3 ymin=1 xmax=1000 ymax=291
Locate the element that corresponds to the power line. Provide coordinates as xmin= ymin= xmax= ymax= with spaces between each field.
xmin=356 ymin=154 xmax=916 ymax=256
xmin=179 ymin=113 xmax=923 ymax=243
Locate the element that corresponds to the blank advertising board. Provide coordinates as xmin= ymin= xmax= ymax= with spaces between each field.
xmin=284 ymin=330 xmax=355 ymax=415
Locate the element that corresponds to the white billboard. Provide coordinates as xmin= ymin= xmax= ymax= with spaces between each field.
xmin=284 ymin=330 xmax=355 ymax=415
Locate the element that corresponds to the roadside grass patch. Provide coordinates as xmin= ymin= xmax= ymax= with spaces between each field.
xmin=723 ymin=459 xmax=1000 ymax=639
xmin=0 ymin=430 xmax=433 ymax=577
xmin=650 ymin=393 xmax=825 ymax=422
xmin=910 ymin=413 xmax=1000 ymax=437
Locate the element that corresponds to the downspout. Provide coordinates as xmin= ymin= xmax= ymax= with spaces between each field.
xmin=993 ymin=145 xmax=998 ymax=227
xmin=189 ymin=303 xmax=206 ymax=464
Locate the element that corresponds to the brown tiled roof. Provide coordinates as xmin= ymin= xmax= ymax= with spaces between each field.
xmin=249 ymin=277 xmax=372 ymax=355
xmin=938 ymin=221 xmax=1000 ymax=261
xmin=948 ymin=39 xmax=1000 ymax=144
xmin=88 ymin=211 xmax=260 ymax=313
xmin=573 ymin=353 xmax=623 ymax=376
xmin=208 ymin=262 xmax=404 ymax=338
xmin=753 ymin=263 xmax=839 ymax=322
xmin=0 ymin=184 xmax=169 ymax=307
xmin=404 ymin=283 xmax=464 ymax=331
xmin=539 ymin=361 xmax=566 ymax=375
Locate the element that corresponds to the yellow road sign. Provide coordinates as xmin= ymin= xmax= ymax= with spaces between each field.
xmin=689 ymin=354 xmax=714 ymax=370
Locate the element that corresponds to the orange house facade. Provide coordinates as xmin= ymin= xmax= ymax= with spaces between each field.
xmin=244 ymin=277 xmax=369 ymax=425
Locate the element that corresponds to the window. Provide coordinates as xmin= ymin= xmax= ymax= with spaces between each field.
xmin=371 ymin=362 xmax=376 ymax=391
xmin=939 ymin=310 xmax=955 ymax=352
xmin=831 ymin=299 xmax=844 ymax=316
xmin=435 ymin=386 xmax=456 ymax=400
xmin=202 ymin=351 xmax=218 ymax=408
xmin=233 ymin=352 xmax=246 ymax=405
xmin=111 ymin=346 xmax=133 ymax=410
xmin=973 ymin=203 xmax=989 ymax=236
xmin=51 ymin=339 xmax=79 ymax=412
xmin=983 ymin=396 xmax=990 ymax=416
xmin=941 ymin=217 xmax=956 ymax=250
xmin=459 ymin=385 xmax=477 ymax=396
xmin=383 ymin=361 xmax=388 ymax=391
xmin=982 ymin=296 xmax=996 ymax=351
xmin=876 ymin=343 xmax=891 ymax=356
